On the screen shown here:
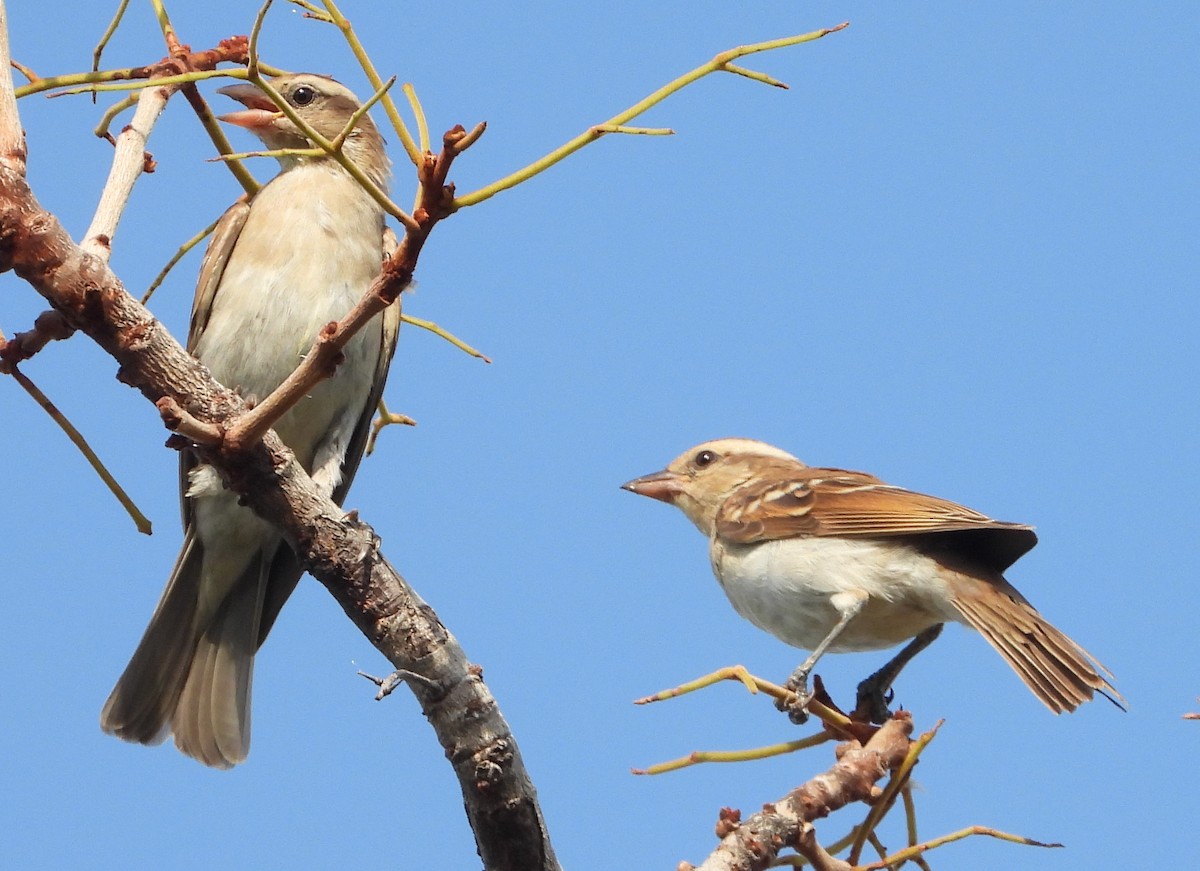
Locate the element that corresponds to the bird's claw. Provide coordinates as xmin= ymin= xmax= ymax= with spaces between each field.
xmin=855 ymin=678 xmax=896 ymax=724
xmin=777 ymin=671 xmax=813 ymax=725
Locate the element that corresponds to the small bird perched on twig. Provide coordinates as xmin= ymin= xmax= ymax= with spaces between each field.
xmin=101 ymin=74 xmax=400 ymax=768
xmin=622 ymin=437 xmax=1122 ymax=721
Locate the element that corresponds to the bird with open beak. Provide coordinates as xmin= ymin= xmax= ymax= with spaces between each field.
xmin=623 ymin=438 xmax=1123 ymax=721
xmin=100 ymin=74 xmax=399 ymax=768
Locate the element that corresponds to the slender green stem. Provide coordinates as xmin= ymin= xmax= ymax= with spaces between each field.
xmin=188 ymin=77 xmax=260 ymax=195
xmin=243 ymin=68 xmax=418 ymax=229
xmin=288 ymin=0 xmax=331 ymax=21
xmin=403 ymin=82 xmax=429 ymax=154
xmin=330 ymin=75 xmax=395 ymax=150
xmin=633 ymin=733 xmax=833 ymax=775
xmin=248 ymin=0 xmax=272 ymax=80
xmin=593 ymin=124 xmax=674 ymax=136
xmin=91 ymin=0 xmax=131 ymax=99
xmin=142 ymin=215 xmax=222 ymax=304
xmin=318 ymin=0 xmax=421 ymax=165
xmin=10 ymin=58 xmax=37 ymax=83
xmin=402 ymin=314 xmax=491 ymax=363
xmin=92 ymin=93 xmax=138 ymax=141
xmin=17 ymin=68 xmax=154 ymax=99
xmin=365 ymin=398 xmax=417 ymax=456
xmin=212 ymin=146 xmax=324 ymax=163
xmin=850 ymin=720 xmax=941 ymax=865
xmin=455 ymin=22 xmax=847 ymax=208
xmin=3 ymin=358 xmax=151 ymax=534
xmin=859 ymin=827 xmax=1063 ymax=870
xmin=149 ymin=0 xmax=178 ymax=50
xmin=723 ymin=63 xmax=788 ymax=89
xmin=39 ymin=68 xmax=243 ymax=98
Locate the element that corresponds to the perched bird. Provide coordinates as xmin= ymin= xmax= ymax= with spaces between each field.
xmin=101 ymin=74 xmax=399 ymax=767
xmin=622 ymin=438 xmax=1122 ymax=721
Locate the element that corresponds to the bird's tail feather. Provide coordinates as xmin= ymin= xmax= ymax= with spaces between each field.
xmin=100 ymin=535 xmax=205 ymax=745
xmin=172 ymin=568 xmax=265 ymax=769
xmin=101 ymin=534 xmax=269 ymax=769
xmin=949 ymin=576 xmax=1123 ymax=714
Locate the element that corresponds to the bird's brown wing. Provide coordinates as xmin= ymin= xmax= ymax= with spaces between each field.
xmin=332 ymin=226 xmax=402 ymax=508
xmin=332 ymin=300 xmax=400 ymax=508
xmin=187 ymin=199 xmax=251 ymax=353
xmin=257 ymin=229 xmax=402 ymax=645
xmin=176 ymin=200 xmax=252 ymax=531
xmin=716 ymin=467 xmax=1037 ymax=572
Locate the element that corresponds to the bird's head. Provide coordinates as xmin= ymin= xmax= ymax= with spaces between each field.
xmin=217 ymin=73 xmax=390 ymax=189
xmin=621 ymin=438 xmax=805 ymax=536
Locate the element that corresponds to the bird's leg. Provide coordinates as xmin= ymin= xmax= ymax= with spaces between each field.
xmin=854 ymin=623 xmax=944 ymax=723
xmin=778 ymin=591 xmax=868 ymax=724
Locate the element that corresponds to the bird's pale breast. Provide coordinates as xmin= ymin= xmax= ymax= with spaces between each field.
xmin=710 ymin=535 xmax=962 ymax=651
xmin=191 ymin=161 xmax=384 ymax=471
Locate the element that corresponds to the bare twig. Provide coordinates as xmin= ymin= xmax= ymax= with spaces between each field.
xmin=365 ymin=398 xmax=416 ymax=456
xmin=91 ymin=0 xmax=132 ymax=97
xmin=0 ymin=309 xmax=74 ymax=369
xmin=455 ymin=22 xmax=848 ymax=208
xmin=1 ymin=328 xmax=150 ymax=534
xmin=694 ymin=715 xmax=914 ymax=871
xmin=316 ymin=0 xmax=422 ymax=164
xmin=142 ymin=214 xmax=223 ymax=304
xmin=402 ymin=313 xmax=491 ymax=362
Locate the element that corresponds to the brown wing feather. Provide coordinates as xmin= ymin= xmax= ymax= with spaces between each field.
xmin=259 ymin=231 xmax=402 ymax=643
xmin=188 ymin=200 xmax=251 ymax=353
xmin=717 ymin=466 xmax=1037 ymax=572
xmin=177 ymin=201 xmax=252 ymax=531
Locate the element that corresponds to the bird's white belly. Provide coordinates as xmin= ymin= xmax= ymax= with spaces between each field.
xmin=191 ymin=163 xmax=384 ymax=472
xmin=711 ymin=536 xmax=960 ymax=652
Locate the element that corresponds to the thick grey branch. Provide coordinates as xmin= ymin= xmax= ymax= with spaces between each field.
xmin=0 ymin=97 xmax=558 ymax=871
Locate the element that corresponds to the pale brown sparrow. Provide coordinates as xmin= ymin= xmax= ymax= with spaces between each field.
xmin=101 ymin=74 xmax=400 ymax=767
xmin=622 ymin=438 xmax=1122 ymax=722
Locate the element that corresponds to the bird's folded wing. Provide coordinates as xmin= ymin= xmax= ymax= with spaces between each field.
xmin=716 ymin=467 xmax=1036 ymax=558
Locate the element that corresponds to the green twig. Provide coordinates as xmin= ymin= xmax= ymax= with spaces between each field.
xmin=317 ymin=0 xmax=422 ymax=165
xmin=455 ymin=21 xmax=848 ymax=208
xmin=365 ymin=398 xmax=417 ymax=456
xmin=242 ymin=62 xmax=418 ymax=230
xmin=142 ymin=215 xmax=222 ymax=304
xmin=3 ymin=358 xmax=151 ymax=534
xmin=723 ymin=62 xmax=788 ymax=89
xmin=849 ymin=720 xmax=942 ymax=865
xmin=403 ymin=82 xmax=429 ymax=154
xmin=592 ymin=124 xmax=674 ymax=136
xmin=632 ymin=733 xmax=833 ymax=776
xmin=42 ymin=68 xmax=242 ymax=98
xmin=330 ymin=75 xmax=395 ymax=150
xmin=858 ymin=827 xmax=1063 ymax=870
xmin=91 ymin=0 xmax=132 ymax=102
xmin=93 ymin=93 xmax=138 ymax=142
xmin=288 ymin=0 xmax=332 ymax=21
xmin=401 ymin=314 xmax=491 ymax=363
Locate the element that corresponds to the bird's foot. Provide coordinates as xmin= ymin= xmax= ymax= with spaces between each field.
xmin=854 ymin=676 xmax=896 ymax=724
xmin=777 ymin=669 xmax=814 ymax=725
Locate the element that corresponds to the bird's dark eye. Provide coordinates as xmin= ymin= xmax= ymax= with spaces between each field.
xmin=694 ymin=450 xmax=717 ymax=468
xmin=291 ymin=85 xmax=317 ymax=106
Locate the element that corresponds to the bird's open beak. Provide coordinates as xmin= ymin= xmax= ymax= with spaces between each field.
xmin=216 ymin=84 xmax=283 ymax=130
xmin=620 ymin=469 xmax=682 ymax=504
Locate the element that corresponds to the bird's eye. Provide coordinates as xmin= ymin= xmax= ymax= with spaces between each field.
xmin=694 ymin=450 xmax=717 ymax=468
xmin=291 ymin=86 xmax=317 ymax=106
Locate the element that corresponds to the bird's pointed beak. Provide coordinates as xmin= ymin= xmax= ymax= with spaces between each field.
xmin=620 ymin=469 xmax=682 ymax=504
xmin=216 ymin=84 xmax=283 ymax=130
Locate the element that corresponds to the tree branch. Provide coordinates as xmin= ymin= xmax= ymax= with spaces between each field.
xmin=694 ymin=715 xmax=913 ymax=871
xmin=0 ymin=12 xmax=557 ymax=870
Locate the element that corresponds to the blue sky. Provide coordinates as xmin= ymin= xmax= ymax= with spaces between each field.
xmin=2 ymin=3 xmax=1195 ymax=869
